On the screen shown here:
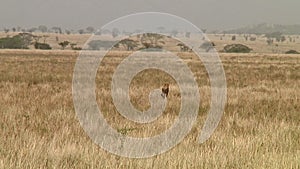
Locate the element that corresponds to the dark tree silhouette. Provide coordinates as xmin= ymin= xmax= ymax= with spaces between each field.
xmin=65 ymin=30 xmax=71 ymax=35
xmin=78 ymin=29 xmax=84 ymax=34
xmin=157 ymin=26 xmax=165 ymax=33
xmin=185 ymin=32 xmax=191 ymax=38
xmin=267 ymin=38 xmax=273 ymax=45
xmin=117 ymin=39 xmax=138 ymax=51
xmin=52 ymin=27 xmax=62 ymax=34
xmin=232 ymin=35 xmax=236 ymax=41
xmin=70 ymin=43 xmax=82 ymax=50
xmin=140 ymin=33 xmax=165 ymax=49
xmin=59 ymin=41 xmax=70 ymax=50
xmin=18 ymin=33 xmax=34 ymax=48
xmin=171 ymin=29 xmax=178 ymax=37
xmin=4 ymin=28 xmax=9 ymax=33
xmin=112 ymin=28 xmax=119 ymax=38
xmin=177 ymin=43 xmax=191 ymax=52
xmin=86 ymin=26 xmax=95 ymax=33
xmin=38 ymin=25 xmax=48 ymax=33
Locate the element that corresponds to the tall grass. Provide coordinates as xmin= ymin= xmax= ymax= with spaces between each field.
xmin=0 ymin=50 xmax=299 ymax=168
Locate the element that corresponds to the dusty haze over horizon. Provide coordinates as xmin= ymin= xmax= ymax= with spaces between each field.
xmin=1 ymin=0 xmax=300 ymax=31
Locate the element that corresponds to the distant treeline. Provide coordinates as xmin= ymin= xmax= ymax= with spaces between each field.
xmin=2 ymin=26 xmax=98 ymax=35
xmin=1 ymin=25 xmax=176 ymax=35
xmin=223 ymin=23 xmax=300 ymax=35
xmin=3 ymin=23 xmax=300 ymax=35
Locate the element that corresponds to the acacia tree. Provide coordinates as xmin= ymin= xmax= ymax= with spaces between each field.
xmin=265 ymin=32 xmax=286 ymax=42
xmin=117 ymin=39 xmax=138 ymax=51
xmin=18 ymin=33 xmax=34 ymax=49
xmin=199 ymin=41 xmax=215 ymax=52
xmin=4 ymin=28 xmax=9 ymax=34
xmin=157 ymin=26 xmax=165 ymax=33
xmin=250 ymin=37 xmax=256 ymax=41
xmin=59 ymin=41 xmax=70 ymax=50
xmin=267 ymin=38 xmax=273 ymax=45
xmin=170 ymin=29 xmax=178 ymax=37
xmin=185 ymin=32 xmax=191 ymax=38
xmin=65 ymin=30 xmax=71 ymax=35
xmin=33 ymin=35 xmax=42 ymax=43
xmin=52 ymin=27 xmax=62 ymax=34
xmin=280 ymin=36 xmax=286 ymax=42
xmin=28 ymin=27 xmax=37 ymax=33
xmin=42 ymin=35 xmax=49 ymax=43
xmin=232 ymin=35 xmax=236 ymax=41
xmin=112 ymin=28 xmax=119 ymax=38
xmin=78 ymin=29 xmax=84 ymax=34
xmin=140 ymin=33 xmax=165 ymax=49
xmin=38 ymin=25 xmax=48 ymax=33
xmin=177 ymin=43 xmax=191 ymax=52
xmin=86 ymin=26 xmax=95 ymax=33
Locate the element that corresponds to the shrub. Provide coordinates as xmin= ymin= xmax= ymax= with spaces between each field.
xmin=34 ymin=42 xmax=52 ymax=50
xmin=70 ymin=43 xmax=82 ymax=50
xmin=250 ymin=37 xmax=256 ymax=41
xmin=285 ymin=50 xmax=300 ymax=54
xmin=199 ymin=41 xmax=215 ymax=52
xmin=72 ymin=47 xmax=82 ymax=50
xmin=88 ymin=40 xmax=117 ymax=50
xmin=0 ymin=35 xmax=29 ymax=49
xmin=267 ymin=39 xmax=273 ymax=45
xmin=223 ymin=44 xmax=252 ymax=53
xmin=231 ymin=35 xmax=236 ymax=41
xmin=112 ymin=28 xmax=119 ymax=38
xmin=116 ymin=39 xmax=139 ymax=51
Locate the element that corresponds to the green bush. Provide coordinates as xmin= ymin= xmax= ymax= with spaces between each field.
xmin=223 ymin=44 xmax=252 ymax=53
xmin=0 ymin=35 xmax=29 ymax=49
xmin=88 ymin=40 xmax=117 ymax=50
xmin=34 ymin=42 xmax=52 ymax=50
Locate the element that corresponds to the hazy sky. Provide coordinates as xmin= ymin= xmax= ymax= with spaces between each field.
xmin=1 ymin=0 xmax=300 ymax=30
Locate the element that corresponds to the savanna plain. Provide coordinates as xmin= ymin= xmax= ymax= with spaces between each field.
xmin=0 ymin=34 xmax=299 ymax=168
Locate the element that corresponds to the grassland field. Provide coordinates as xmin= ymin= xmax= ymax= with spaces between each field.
xmin=0 ymin=32 xmax=299 ymax=168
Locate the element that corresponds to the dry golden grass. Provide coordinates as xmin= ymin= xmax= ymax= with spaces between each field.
xmin=0 ymin=49 xmax=299 ymax=168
